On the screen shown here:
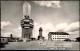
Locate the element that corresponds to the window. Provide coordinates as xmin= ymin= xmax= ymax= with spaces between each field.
xmin=24 ymin=22 xmax=29 ymax=24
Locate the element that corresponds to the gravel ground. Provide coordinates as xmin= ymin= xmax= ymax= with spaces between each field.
xmin=1 ymin=40 xmax=79 ymax=50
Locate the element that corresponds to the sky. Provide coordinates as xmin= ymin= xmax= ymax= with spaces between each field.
xmin=1 ymin=1 xmax=79 ymax=40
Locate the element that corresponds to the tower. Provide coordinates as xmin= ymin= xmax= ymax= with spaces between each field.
xmin=10 ymin=34 xmax=13 ymax=38
xmin=39 ymin=27 xmax=43 ymax=37
xmin=38 ymin=27 xmax=44 ymax=40
xmin=21 ymin=2 xmax=34 ymax=39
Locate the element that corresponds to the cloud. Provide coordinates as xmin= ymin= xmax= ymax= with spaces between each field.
xmin=33 ymin=22 xmax=55 ymax=39
xmin=55 ymin=21 xmax=79 ymax=32
xmin=1 ymin=32 xmax=12 ymax=37
xmin=33 ymin=1 xmax=61 ymax=8
xmin=43 ymin=23 xmax=54 ymax=31
xmin=13 ymin=26 xmax=22 ymax=37
xmin=64 ymin=21 xmax=79 ymax=32
xmin=1 ymin=21 xmax=12 ymax=29
xmin=14 ymin=26 xmax=21 ymax=32
xmin=33 ymin=22 xmax=42 ymax=39
xmin=42 ymin=23 xmax=55 ymax=39
xmin=1 ymin=26 xmax=22 ymax=37
xmin=54 ymin=21 xmax=79 ymax=40
xmin=67 ymin=30 xmax=79 ymax=40
xmin=33 ymin=21 xmax=79 ymax=39
xmin=55 ymin=23 xmax=68 ymax=32
xmin=1 ymin=21 xmax=79 ymax=40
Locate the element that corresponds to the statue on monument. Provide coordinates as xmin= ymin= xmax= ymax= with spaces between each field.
xmin=24 ymin=15 xmax=29 ymax=19
xmin=23 ymin=1 xmax=31 ymax=19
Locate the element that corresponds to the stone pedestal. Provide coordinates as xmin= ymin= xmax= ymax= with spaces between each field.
xmin=22 ymin=38 xmax=31 ymax=42
xmin=22 ymin=38 xmax=27 ymax=42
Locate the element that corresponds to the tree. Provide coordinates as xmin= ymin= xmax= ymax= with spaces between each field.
xmin=10 ymin=34 xmax=13 ymax=38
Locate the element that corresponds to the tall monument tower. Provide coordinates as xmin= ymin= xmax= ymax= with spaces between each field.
xmin=21 ymin=1 xmax=34 ymax=39
xmin=38 ymin=27 xmax=44 ymax=40
xmin=39 ymin=27 xmax=43 ymax=37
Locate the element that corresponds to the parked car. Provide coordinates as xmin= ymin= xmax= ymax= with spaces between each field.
xmin=30 ymin=38 xmax=36 ymax=41
xmin=18 ymin=39 xmax=23 ymax=42
xmin=64 ymin=38 xmax=71 ymax=42
xmin=26 ymin=39 xmax=31 ymax=42
xmin=1 ymin=38 xmax=8 ymax=44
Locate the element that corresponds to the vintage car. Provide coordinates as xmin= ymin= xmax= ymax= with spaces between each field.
xmin=1 ymin=37 xmax=8 ymax=44
xmin=0 ymin=37 xmax=8 ymax=48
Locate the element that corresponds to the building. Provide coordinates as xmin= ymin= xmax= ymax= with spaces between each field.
xmin=48 ymin=32 xmax=69 ymax=41
xmin=0 ymin=34 xmax=19 ymax=42
xmin=0 ymin=34 xmax=18 ymax=45
xmin=21 ymin=16 xmax=34 ymax=39
xmin=38 ymin=27 xmax=44 ymax=40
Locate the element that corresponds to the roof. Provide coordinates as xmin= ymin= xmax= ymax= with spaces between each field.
xmin=39 ymin=27 xmax=43 ymax=31
xmin=49 ymin=32 xmax=69 ymax=35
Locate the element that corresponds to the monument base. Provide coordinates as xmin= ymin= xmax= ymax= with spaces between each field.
xmin=38 ymin=36 xmax=44 ymax=40
xmin=21 ymin=38 xmax=31 ymax=42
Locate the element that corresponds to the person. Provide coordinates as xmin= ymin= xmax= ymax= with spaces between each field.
xmin=40 ymin=37 xmax=44 ymax=44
